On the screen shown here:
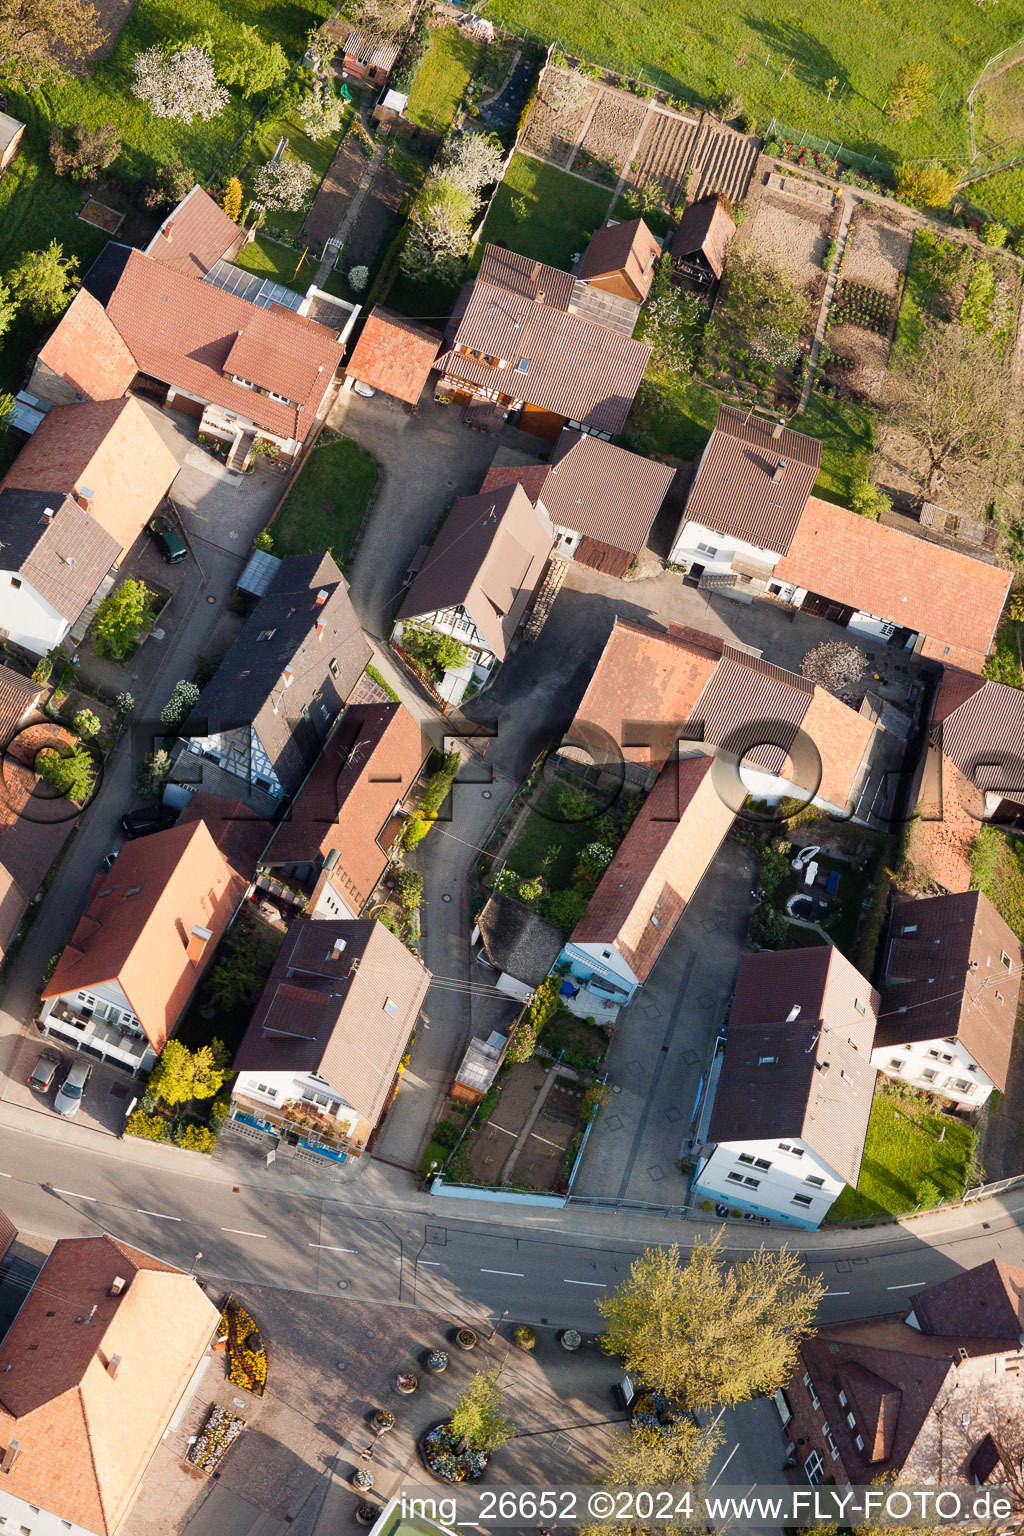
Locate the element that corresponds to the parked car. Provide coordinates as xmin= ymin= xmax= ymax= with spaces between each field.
xmin=29 ymin=1049 xmax=62 ymax=1092
xmin=121 ymin=807 xmax=177 ymax=838
xmin=54 ymin=1058 xmax=92 ymax=1117
xmin=147 ymin=513 xmax=188 ymax=565
xmin=352 ymin=380 xmax=376 ymax=399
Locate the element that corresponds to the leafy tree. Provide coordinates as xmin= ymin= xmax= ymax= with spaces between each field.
xmin=887 ymin=62 xmax=931 ymax=122
xmin=400 ymin=179 xmax=475 ymax=283
xmin=849 ymin=478 xmax=892 ymax=521
xmin=141 ymin=159 xmax=195 ymax=211
xmin=31 ymin=657 xmax=53 ymax=686
xmin=758 ymin=837 xmax=790 ymax=895
xmin=131 ymin=43 xmax=229 ymax=123
xmin=749 ymin=900 xmax=788 ymax=948
xmin=297 ymin=82 xmax=348 ymax=139
xmin=252 ymin=154 xmax=317 ymax=212
xmin=800 ymin=640 xmax=866 ymax=694
xmin=0 ymin=390 xmax=15 ymax=430
xmin=7 ymin=241 xmax=79 ymax=321
xmin=449 ymin=1368 xmax=513 ymax=1454
xmin=441 ymin=131 xmax=505 ymax=197
xmin=888 ymin=325 xmax=1017 ymax=500
xmin=72 ymin=708 xmax=100 ymax=739
xmin=149 ymin=1038 xmax=230 ymax=1105
xmin=894 ymin=161 xmax=958 ymax=208
xmin=210 ymin=23 xmax=287 ymax=97
xmin=540 ymin=886 xmax=590 ymax=931
xmin=916 ymin=1177 xmax=941 ymax=1208
xmin=643 ymin=289 xmax=708 ymax=379
xmin=581 ymin=1417 xmax=724 ymax=1536
xmin=401 ymin=623 xmax=470 ymax=681
xmin=221 ymin=175 xmax=244 ymax=222
xmin=980 ymin=221 xmax=1008 ymax=249
xmin=93 ymin=577 xmax=154 ymax=660
xmin=161 ymin=678 xmax=201 ymax=729
xmin=541 ymin=65 xmax=591 ymax=116
xmin=0 ymin=280 xmax=16 ymax=344
xmin=37 ymin=743 xmax=96 ymax=803
xmin=598 ymin=1236 xmax=824 ymax=1409
xmin=517 ymin=877 xmax=543 ymax=906
xmin=0 ymin=0 xmax=102 ymax=87
xmin=718 ymin=250 xmax=809 ymax=369
xmin=206 ymin=950 xmax=259 ymax=1010
xmin=579 ymin=842 xmax=614 ymax=870
xmin=136 ymin=748 xmax=171 ymax=797
xmin=715 ymin=88 xmax=743 ymax=121
xmin=49 ymin=121 xmax=120 ymax=180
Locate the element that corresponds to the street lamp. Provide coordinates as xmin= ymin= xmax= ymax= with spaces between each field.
xmin=420 ymin=1159 xmax=438 ymax=1192
xmin=488 ymin=1308 xmax=509 ymax=1342
xmin=189 ymin=1252 xmax=203 ymax=1277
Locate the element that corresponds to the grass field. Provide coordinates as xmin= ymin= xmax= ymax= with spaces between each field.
xmin=480 ymin=152 xmax=613 ymax=270
xmin=270 ymin=434 xmax=379 ymax=570
xmin=485 ymin=0 xmax=1024 ymax=169
xmin=971 ymin=825 xmax=1024 ymax=938
xmin=233 ymin=234 xmax=316 ymax=287
xmin=971 ymin=163 xmax=1024 ymax=228
xmin=405 ymin=28 xmax=484 ymax=132
xmin=827 ymin=1081 xmax=976 ymax=1222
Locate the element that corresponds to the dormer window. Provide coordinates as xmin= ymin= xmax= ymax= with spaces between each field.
xmin=258 ymin=629 xmax=276 ymax=642
xmin=268 ymin=391 xmax=291 ymax=405
xmin=232 ymin=375 xmax=254 ymax=389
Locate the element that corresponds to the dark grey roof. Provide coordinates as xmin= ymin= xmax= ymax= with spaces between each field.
xmin=186 ymin=553 xmax=371 ymax=796
xmin=0 ymin=489 xmax=121 ymax=623
xmin=477 ymin=894 xmax=563 ymax=987
xmin=81 ymin=241 xmax=133 ymax=308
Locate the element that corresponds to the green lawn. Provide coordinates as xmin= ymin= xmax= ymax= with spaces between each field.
xmin=480 ymin=152 xmax=614 ymax=271
xmin=827 ymin=1081 xmax=976 ymax=1223
xmin=270 ymin=434 xmax=379 ymax=571
xmin=800 ymin=395 xmax=876 ymax=505
xmin=233 ymin=234 xmax=318 ymax=288
xmin=970 ymin=825 xmax=1024 ymax=938
xmin=488 ymin=0 xmax=1024 ymax=171
xmin=405 ymin=28 xmax=484 ymax=132
xmin=971 ymin=163 xmax=1024 ymax=228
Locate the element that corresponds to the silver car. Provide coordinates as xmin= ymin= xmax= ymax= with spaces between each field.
xmin=54 ymin=1058 xmax=92 ymax=1117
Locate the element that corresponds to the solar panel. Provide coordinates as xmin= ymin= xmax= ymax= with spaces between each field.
xmin=204 ymin=260 xmax=304 ymax=313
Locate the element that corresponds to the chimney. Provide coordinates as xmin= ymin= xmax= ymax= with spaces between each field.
xmin=162 ymin=220 xmax=174 ymax=242
xmin=771 ymin=460 xmax=787 ymax=484
xmin=186 ymin=925 xmax=213 ymax=965
xmin=314 ymin=589 xmax=329 ymax=607
xmin=816 ymin=1060 xmax=830 ymax=1074
xmin=108 ymin=1276 xmax=126 ymax=1297
xmin=1 ymin=1439 xmax=21 ymax=1475
xmin=75 ymin=486 xmax=95 ymax=512
xmin=771 ymin=420 xmax=784 ymax=440
xmin=40 ymin=506 xmax=56 ymax=525
xmin=281 ymin=665 xmax=294 ymax=688
xmin=329 ymin=937 xmax=346 ymax=959
xmin=535 ymin=290 xmax=545 ymax=303
xmin=106 ymin=1353 xmax=122 ymax=1379
xmin=316 ymin=619 xmax=325 ymax=639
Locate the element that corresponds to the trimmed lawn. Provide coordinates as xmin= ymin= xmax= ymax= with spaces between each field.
xmin=800 ymin=395 xmax=876 ymax=506
xmin=827 ymin=1082 xmax=976 ymax=1223
xmin=233 ymin=234 xmax=318 ymax=288
xmin=241 ymin=109 xmax=347 ymax=236
xmin=970 ymin=825 xmax=1024 ymax=939
xmin=489 ymin=0 xmax=1019 ymax=171
xmin=270 ymin=434 xmax=379 ymax=571
xmin=480 ymin=153 xmax=614 ymax=271
xmin=405 ymin=28 xmax=484 ymax=132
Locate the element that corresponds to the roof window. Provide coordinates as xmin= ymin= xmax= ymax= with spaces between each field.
xmin=383 ymin=997 xmax=398 ymax=1017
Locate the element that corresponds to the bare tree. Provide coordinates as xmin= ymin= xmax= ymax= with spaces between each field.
xmin=887 ymin=324 xmax=1018 ymax=500
xmin=0 ymin=0 xmax=102 ymax=87
xmin=801 ymin=641 xmax=866 ymax=696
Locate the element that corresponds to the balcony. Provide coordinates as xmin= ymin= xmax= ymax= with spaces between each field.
xmin=232 ymin=1092 xmax=362 ymax=1154
xmin=43 ymin=1004 xmax=154 ymax=1074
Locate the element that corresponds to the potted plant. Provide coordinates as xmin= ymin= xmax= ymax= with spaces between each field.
xmin=355 ymin=1505 xmax=377 ymax=1526
xmin=352 ymin=1468 xmax=373 ymax=1490
xmin=455 ymin=1327 xmax=477 ymax=1351
xmin=396 ymin=1371 xmax=418 ymax=1394
xmin=426 ymin=1349 xmax=449 ymax=1374
xmin=372 ymin=1409 xmax=395 ymax=1433
xmin=559 ymin=1329 xmax=581 ymax=1352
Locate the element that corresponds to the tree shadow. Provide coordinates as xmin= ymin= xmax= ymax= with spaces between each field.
xmin=740 ymin=14 xmax=889 ymax=136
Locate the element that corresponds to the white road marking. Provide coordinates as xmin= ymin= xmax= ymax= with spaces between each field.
xmin=137 ymin=1209 xmax=181 ymax=1221
xmin=419 ymin=1259 xmax=441 ymax=1266
xmin=54 ymin=1189 xmax=96 ymax=1201
xmin=480 ymin=1268 xmax=524 ymax=1277
xmin=708 ymin=1442 xmax=740 ymax=1488
xmin=564 ymin=1278 xmax=606 ymax=1288
xmin=887 ymin=1282 xmax=924 ymax=1290
xmin=221 ymin=1227 xmax=267 ymax=1239
xmin=0 ymin=1172 xmax=11 ymax=1178
xmin=825 ymin=1289 xmax=851 ymax=1295
xmin=309 ymin=1243 xmax=356 ymax=1253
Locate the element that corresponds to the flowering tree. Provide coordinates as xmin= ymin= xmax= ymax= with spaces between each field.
xmin=297 ymin=84 xmax=347 ymax=140
xmin=161 ymin=679 xmax=201 ymax=728
xmin=400 ymin=178 xmax=474 ymax=283
xmin=541 ymin=66 xmax=591 ymax=116
xmin=252 ymin=155 xmax=318 ymax=212
xmin=440 ymin=131 xmax=505 ymax=196
xmin=348 ymin=264 xmax=369 ymax=292
xmin=131 ymin=44 xmax=229 ymax=124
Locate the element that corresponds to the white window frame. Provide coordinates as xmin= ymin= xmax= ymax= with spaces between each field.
xmin=804 ymin=1450 xmax=825 ymax=1485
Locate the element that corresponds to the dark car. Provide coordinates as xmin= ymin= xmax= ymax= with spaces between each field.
xmin=121 ymin=806 xmax=178 ymax=838
xmin=29 ymin=1049 xmax=62 ymax=1092
xmin=147 ymin=513 xmax=188 ymax=565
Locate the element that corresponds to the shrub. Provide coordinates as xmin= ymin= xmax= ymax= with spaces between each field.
xmin=758 ymin=838 xmax=790 ymax=896
xmin=895 ymin=162 xmax=958 ymax=209
xmin=749 ymin=902 xmax=788 ymax=949
xmin=253 ymin=529 xmax=274 ymax=552
xmin=396 ymin=868 xmax=424 ymax=910
xmin=49 ymin=121 xmax=121 ymax=180
xmin=849 ymin=479 xmax=892 ymax=521
xmin=93 ymin=578 xmax=155 ymax=660
xmin=136 ymin=748 xmax=171 ymax=798
xmin=420 ymin=751 xmax=461 ymax=816
xmin=115 ymin=690 xmax=134 ymax=717
xmin=401 ymin=622 xmax=470 ymax=681
xmin=980 ymin=221 xmax=1007 ymax=249
xmin=31 ymin=657 xmax=52 ymax=685
xmin=433 ymin=1117 xmax=464 ymax=1149
xmin=125 ymin=1110 xmax=171 ymax=1141
xmin=72 ymin=708 xmax=100 ymax=739
xmin=505 ymin=1018 xmax=537 ymax=1063
xmin=161 ymin=679 xmax=201 ymax=729
xmin=517 ymin=877 xmax=543 ymax=906
xmin=402 ymin=815 xmax=429 ymax=851
xmin=253 ymin=155 xmax=317 ymax=213
xmin=221 ymin=176 xmax=243 ymax=221
xmin=142 ymin=159 xmax=195 ymax=211
xmin=177 ymin=1124 xmax=217 ymax=1153
xmin=37 ymin=743 xmax=95 ymax=803
xmin=540 ymin=887 xmax=590 ymax=931
xmin=916 ymin=1177 xmax=941 ymax=1208
xmin=348 ymin=264 xmax=369 ymax=292
xmin=513 ymin=1324 xmax=536 ymax=1350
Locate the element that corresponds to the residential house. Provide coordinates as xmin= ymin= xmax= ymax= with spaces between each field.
xmin=778 ymin=1259 xmax=1024 ymax=1493
xmin=472 ymin=893 xmax=564 ymax=1002
xmin=910 ymin=670 xmax=1024 ymax=892
xmin=871 ymin=890 xmax=1021 ymax=1110
xmin=30 ymin=193 xmax=359 ymax=464
xmin=433 ymin=245 xmax=652 ymax=439
xmin=564 ymin=617 xmax=879 ymax=819
xmin=344 ymin=306 xmax=443 ymax=406
xmin=576 ymin=217 xmax=662 ymax=303
xmin=394 ymin=483 xmax=554 ymax=704
xmin=174 ymin=553 xmax=371 ymax=810
xmin=0 ymin=113 xmax=25 ymax=174
xmin=669 ymin=196 xmax=737 ymax=289
xmin=230 ymin=917 xmax=431 ymax=1161
xmin=257 ymin=700 xmax=428 ymax=918
xmin=482 ymin=428 xmax=676 ymax=577
xmin=0 ymin=397 xmax=179 ymax=654
xmin=560 ymin=753 xmax=736 ymax=1014
xmin=692 ymin=946 xmax=879 ymax=1229
xmin=0 ymin=1233 xmax=219 ymax=1536
xmin=0 ymin=677 xmax=79 ymax=965
xmin=39 ymin=815 xmax=260 ymax=1071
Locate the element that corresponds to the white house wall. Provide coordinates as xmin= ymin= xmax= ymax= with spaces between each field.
xmin=692 ymin=1135 xmax=845 ymax=1230
xmin=669 ymin=519 xmax=783 ymax=576
xmin=313 ymin=878 xmax=358 ymax=920
xmin=871 ymin=1035 xmax=994 ymax=1108
xmin=561 ymin=940 xmax=640 ymax=997
xmin=52 ymin=976 xmax=140 ymax=1026
xmin=1 ymin=571 xmax=72 ymax=655
xmin=234 ymin=1069 xmax=357 ymax=1125
xmin=0 ymin=1489 xmax=101 ymax=1536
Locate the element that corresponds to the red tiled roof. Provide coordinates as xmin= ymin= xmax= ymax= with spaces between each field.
xmin=776 ymin=496 xmax=1011 ymax=669
xmin=145 ymin=186 xmax=243 ymax=278
xmin=682 ymin=406 xmax=821 ymax=554
xmin=541 ymin=429 xmax=676 ymax=554
xmin=0 ymin=1234 xmax=218 ymax=1536
xmin=0 ymin=665 xmax=40 ymax=742
xmin=31 ymin=288 xmax=138 ymax=404
xmin=0 ymin=722 xmax=77 ymax=960
xmin=479 ymin=462 xmax=553 ymax=506
xmin=345 ymin=306 xmax=442 ymax=405
xmin=105 ymin=250 xmax=344 ymax=442
xmin=578 ymin=217 xmax=661 ymax=302
xmin=476 ymin=246 xmax=576 ymax=309
xmin=570 ymin=754 xmax=734 ymax=982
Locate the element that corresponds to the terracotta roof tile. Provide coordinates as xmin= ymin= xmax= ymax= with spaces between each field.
xmin=578 ymin=217 xmax=661 ymax=302
xmin=0 ymin=665 xmax=40 ymax=742
xmin=145 ymin=186 xmax=243 ymax=278
xmin=31 ymin=287 xmax=138 ymax=405
xmin=0 ymin=721 xmax=77 ymax=960
xmin=0 ymin=490 xmax=122 ymax=623
xmin=476 ymin=246 xmax=576 ymax=308
xmin=345 ymin=306 xmax=443 ymax=405
xmin=682 ymin=406 xmax=821 ymax=554
xmin=541 ymin=429 xmax=676 ymax=554
xmin=479 ymin=463 xmax=553 ymax=506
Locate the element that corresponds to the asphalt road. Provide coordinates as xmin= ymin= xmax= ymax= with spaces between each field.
xmin=3 ymin=1118 xmax=1024 ymax=1332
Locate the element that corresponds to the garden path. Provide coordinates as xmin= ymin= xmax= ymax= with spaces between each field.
xmin=499 ymin=1063 xmax=560 ymax=1181
xmin=798 ymin=188 xmax=854 ymax=413
xmin=311 ymin=140 xmax=386 ymax=287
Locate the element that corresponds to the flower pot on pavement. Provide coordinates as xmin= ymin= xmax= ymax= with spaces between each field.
xmin=352 ymin=1469 xmax=374 ymax=1490
xmin=355 ymin=1505 xmax=377 ymax=1526
xmin=455 ymin=1328 xmax=477 ymax=1351
xmin=426 ymin=1350 xmax=449 ymax=1374
xmin=396 ymin=1372 xmax=418 ymax=1394
xmin=372 ymin=1410 xmax=395 ymax=1433
xmin=559 ymin=1329 xmax=581 ymax=1352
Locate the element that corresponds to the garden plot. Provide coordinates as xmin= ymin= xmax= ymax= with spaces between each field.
xmin=842 ymin=205 xmax=912 ymax=296
xmin=821 ymin=321 xmax=890 ymax=407
xmin=522 ymin=70 xmax=600 ymax=165
xmin=737 ymin=189 xmax=831 ymax=291
xmin=577 ymin=89 xmax=649 ymax=179
xmin=631 ymin=110 xmax=700 ymax=202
